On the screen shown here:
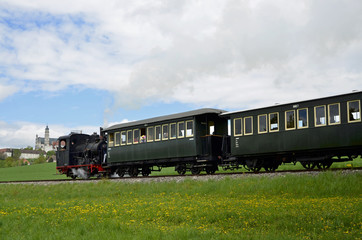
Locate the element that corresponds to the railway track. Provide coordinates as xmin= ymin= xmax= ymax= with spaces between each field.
xmin=1 ymin=167 xmax=361 ymax=185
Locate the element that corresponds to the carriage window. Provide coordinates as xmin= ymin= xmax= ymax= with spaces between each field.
xmin=115 ymin=132 xmax=121 ymax=146
xmin=328 ymin=103 xmax=340 ymax=125
xmin=234 ymin=118 xmax=242 ymax=136
xmin=147 ymin=127 xmax=154 ymax=142
xmin=155 ymin=126 xmax=161 ymax=141
xmin=121 ymin=131 xmax=127 ymax=145
xmin=133 ymin=129 xmax=140 ymax=144
xmin=127 ymin=130 xmax=132 ymax=145
xmin=315 ymin=105 xmax=326 ymax=126
xmin=269 ymin=113 xmax=279 ymax=132
xmin=108 ymin=133 xmax=114 ymax=147
xmin=285 ymin=110 xmax=295 ymax=130
xmin=297 ymin=108 xmax=308 ymax=129
xmin=244 ymin=116 xmax=253 ymax=135
xmin=258 ymin=114 xmax=267 ymax=134
xmin=186 ymin=120 xmax=194 ymax=137
xmin=178 ymin=122 xmax=185 ymax=138
xmin=162 ymin=124 xmax=169 ymax=140
xmin=170 ymin=123 xmax=177 ymax=139
xmin=348 ymin=100 xmax=361 ymax=123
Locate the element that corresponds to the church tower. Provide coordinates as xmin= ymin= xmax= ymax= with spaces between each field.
xmin=45 ymin=125 xmax=50 ymax=146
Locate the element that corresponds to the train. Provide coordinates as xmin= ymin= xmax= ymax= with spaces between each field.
xmin=56 ymin=91 xmax=362 ymax=179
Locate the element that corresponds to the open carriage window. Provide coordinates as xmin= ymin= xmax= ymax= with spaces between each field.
xmin=348 ymin=100 xmax=361 ymax=123
xmin=269 ymin=113 xmax=279 ymax=132
xmin=178 ymin=122 xmax=185 ymax=138
xmin=297 ymin=108 xmax=308 ymax=129
xmin=147 ymin=127 xmax=154 ymax=142
xmin=328 ymin=103 xmax=340 ymax=125
xmin=155 ymin=126 xmax=161 ymax=141
xmin=121 ymin=131 xmax=127 ymax=145
xmin=186 ymin=120 xmax=194 ymax=137
xmin=162 ymin=124 xmax=169 ymax=140
xmin=170 ymin=123 xmax=177 ymax=139
xmin=315 ymin=105 xmax=326 ymax=127
xmin=133 ymin=129 xmax=140 ymax=144
xmin=285 ymin=110 xmax=296 ymax=130
xmin=108 ymin=133 xmax=114 ymax=147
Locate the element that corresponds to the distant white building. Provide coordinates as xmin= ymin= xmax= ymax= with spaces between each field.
xmin=0 ymin=148 xmax=45 ymax=159
xmin=35 ymin=125 xmax=58 ymax=152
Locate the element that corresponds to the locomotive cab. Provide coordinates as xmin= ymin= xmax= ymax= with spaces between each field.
xmin=56 ymin=133 xmax=107 ymax=179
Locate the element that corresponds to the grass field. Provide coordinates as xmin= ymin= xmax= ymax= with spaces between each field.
xmin=0 ymin=157 xmax=361 ymax=182
xmin=0 ymin=171 xmax=361 ymax=239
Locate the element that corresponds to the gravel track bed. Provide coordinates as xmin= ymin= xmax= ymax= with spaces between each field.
xmin=2 ymin=168 xmax=361 ymax=185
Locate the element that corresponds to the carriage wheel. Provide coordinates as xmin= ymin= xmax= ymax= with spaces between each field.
xmin=245 ymin=159 xmax=263 ymax=172
xmin=191 ymin=167 xmax=201 ymax=175
xmin=249 ymin=166 xmax=262 ymax=173
xmin=176 ymin=164 xmax=187 ymax=175
xmin=300 ymin=161 xmax=316 ymax=170
xmin=316 ymin=161 xmax=333 ymax=169
xmin=142 ymin=167 xmax=151 ymax=177
xmin=128 ymin=167 xmax=139 ymax=177
xmin=205 ymin=166 xmax=217 ymax=174
xmin=263 ymin=166 xmax=276 ymax=172
xmin=117 ymin=168 xmax=125 ymax=177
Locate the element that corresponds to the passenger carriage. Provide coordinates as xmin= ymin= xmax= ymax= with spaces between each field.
xmin=221 ymin=91 xmax=362 ymax=171
xmin=102 ymin=108 xmax=228 ymax=176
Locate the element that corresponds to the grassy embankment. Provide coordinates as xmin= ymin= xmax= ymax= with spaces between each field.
xmin=0 ymin=171 xmax=361 ymax=239
xmin=0 ymin=157 xmax=361 ymax=181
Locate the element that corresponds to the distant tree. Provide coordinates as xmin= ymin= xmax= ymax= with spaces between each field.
xmin=24 ymin=146 xmax=33 ymax=150
xmin=5 ymin=157 xmax=15 ymax=168
xmin=46 ymin=150 xmax=55 ymax=158
xmin=12 ymin=149 xmax=21 ymax=160
xmin=0 ymin=152 xmax=6 ymax=160
xmin=34 ymin=154 xmax=46 ymax=164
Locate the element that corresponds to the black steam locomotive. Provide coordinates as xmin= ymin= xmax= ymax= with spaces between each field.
xmin=56 ymin=91 xmax=362 ymax=179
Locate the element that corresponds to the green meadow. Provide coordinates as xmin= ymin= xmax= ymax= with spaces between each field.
xmin=0 ymin=171 xmax=361 ymax=239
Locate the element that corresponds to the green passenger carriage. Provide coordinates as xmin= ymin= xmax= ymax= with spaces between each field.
xmin=221 ymin=91 xmax=362 ymax=171
xmin=103 ymin=108 xmax=228 ymax=176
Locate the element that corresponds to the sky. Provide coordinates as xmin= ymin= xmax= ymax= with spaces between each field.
xmin=0 ymin=0 xmax=361 ymax=149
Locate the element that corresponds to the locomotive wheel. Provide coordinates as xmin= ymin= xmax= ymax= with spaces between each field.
xmin=128 ymin=167 xmax=139 ymax=177
xmin=316 ymin=161 xmax=333 ymax=169
xmin=68 ymin=169 xmax=77 ymax=179
xmin=191 ymin=167 xmax=201 ymax=175
xmin=300 ymin=161 xmax=316 ymax=170
xmin=176 ymin=164 xmax=186 ymax=175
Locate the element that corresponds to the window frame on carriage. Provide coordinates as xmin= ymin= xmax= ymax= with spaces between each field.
xmin=258 ymin=114 xmax=268 ymax=134
xmin=234 ymin=117 xmax=243 ymax=136
xmin=347 ymin=100 xmax=361 ymax=123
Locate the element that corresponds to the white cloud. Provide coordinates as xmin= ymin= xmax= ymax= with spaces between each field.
xmin=0 ymin=83 xmax=18 ymax=101
xmin=0 ymin=0 xmax=361 ymax=111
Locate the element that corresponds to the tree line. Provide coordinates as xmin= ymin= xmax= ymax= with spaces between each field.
xmin=0 ymin=149 xmax=56 ymax=168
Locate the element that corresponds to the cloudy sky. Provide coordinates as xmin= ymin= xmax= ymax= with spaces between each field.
xmin=0 ymin=0 xmax=361 ymax=148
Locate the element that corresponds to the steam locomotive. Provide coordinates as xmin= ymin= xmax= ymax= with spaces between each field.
xmin=56 ymin=91 xmax=362 ymax=179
